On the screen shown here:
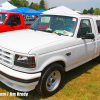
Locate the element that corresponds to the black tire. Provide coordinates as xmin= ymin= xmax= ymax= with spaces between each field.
xmin=94 ymin=56 xmax=100 ymax=63
xmin=35 ymin=63 xmax=65 ymax=97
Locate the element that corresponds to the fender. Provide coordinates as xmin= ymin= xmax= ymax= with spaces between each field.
xmin=38 ymin=55 xmax=67 ymax=71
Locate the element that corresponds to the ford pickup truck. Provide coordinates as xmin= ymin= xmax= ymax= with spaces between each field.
xmin=0 ymin=12 xmax=31 ymax=32
xmin=0 ymin=14 xmax=100 ymax=97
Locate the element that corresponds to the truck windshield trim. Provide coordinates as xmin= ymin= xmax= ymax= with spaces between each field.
xmin=29 ymin=15 xmax=78 ymax=37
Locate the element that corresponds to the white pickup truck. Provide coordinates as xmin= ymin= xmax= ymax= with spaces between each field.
xmin=0 ymin=14 xmax=100 ymax=97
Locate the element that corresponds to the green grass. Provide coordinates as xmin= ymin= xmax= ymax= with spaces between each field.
xmin=0 ymin=60 xmax=100 ymax=100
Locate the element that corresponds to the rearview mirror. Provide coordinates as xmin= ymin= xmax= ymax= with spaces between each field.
xmin=82 ymin=33 xmax=95 ymax=39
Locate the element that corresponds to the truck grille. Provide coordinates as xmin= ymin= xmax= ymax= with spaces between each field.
xmin=0 ymin=48 xmax=14 ymax=68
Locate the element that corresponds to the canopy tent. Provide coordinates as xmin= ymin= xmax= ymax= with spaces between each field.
xmin=6 ymin=7 xmax=42 ymax=15
xmin=38 ymin=10 xmax=45 ymax=13
xmin=43 ymin=6 xmax=79 ymax=15
xmin=0 ymin=1 xmax=17 ymax=12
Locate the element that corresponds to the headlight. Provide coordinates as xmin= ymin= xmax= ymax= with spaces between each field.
xmin=14 ymin=54 xmax=36 ymax=68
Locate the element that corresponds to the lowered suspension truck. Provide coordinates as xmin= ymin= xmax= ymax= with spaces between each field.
xmin=0 ymin=14 xmax=100 ymax=97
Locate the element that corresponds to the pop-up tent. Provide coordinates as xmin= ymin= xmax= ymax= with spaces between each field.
xmin=0 ymin=1 xmax=17 ymax=11
xmin=38 ymin=10 xmax=45 ymax=13
xmin=43 ymin=6 xmax=79 ymax=15
xmin=6 ymin=7 xmax=42 ymax=15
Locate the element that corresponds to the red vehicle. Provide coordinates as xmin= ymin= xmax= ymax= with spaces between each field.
xmin=0 ymin=12 xmax=31 ymax=33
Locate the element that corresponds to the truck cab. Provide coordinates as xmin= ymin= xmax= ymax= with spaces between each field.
xmin=0 ymin=12 xmax=30 ymax=33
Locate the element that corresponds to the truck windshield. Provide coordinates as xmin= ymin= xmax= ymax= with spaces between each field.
xmin=29 ymin=15 xmax=78 ymax=36
xmin=0 ymin=13 xmax=8 ymax=24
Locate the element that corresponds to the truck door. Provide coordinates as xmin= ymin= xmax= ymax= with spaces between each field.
xmin=3 ymin=15 xmax=14 ymax=32
xmin=74 ymin=18 xmax=95 ymax=64
xmin=95 ymin=20 xmax=100 ymax=54
xmin=11 ymin=15 xmax=24 ymax=30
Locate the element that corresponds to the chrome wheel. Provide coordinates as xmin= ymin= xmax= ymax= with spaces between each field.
xmin=35 ymin=63 xmax=65 ymax=97
xmin=46 ymin=70 xmax=61 ymax=92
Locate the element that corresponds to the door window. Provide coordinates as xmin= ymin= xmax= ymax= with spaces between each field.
xmin=77 ymin=19 xmax=92 ymax=38
xmin=96 ymin=20 xmax=100 ymax=33
xmin=6 ymin=15 xmax=21 ymax=25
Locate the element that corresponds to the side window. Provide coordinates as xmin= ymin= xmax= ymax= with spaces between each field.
xmin=77 ymin=19 xmax=92 ymax=38
xmin=96 ymin=20 xmax=100 ymax=33
xmin=6 ymin=15 xmax=21 ymax=25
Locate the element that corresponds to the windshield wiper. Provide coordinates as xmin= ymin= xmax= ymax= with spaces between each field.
xmin=58 ymin=33 xmax=68 ymax=36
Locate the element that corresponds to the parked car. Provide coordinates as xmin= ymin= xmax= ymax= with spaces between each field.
xmin=24 ymin=15 xmax=38 ymax=21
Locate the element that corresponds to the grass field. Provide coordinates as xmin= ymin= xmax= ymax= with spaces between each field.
xmin=0 ymin=60 xmax=100 ymax=100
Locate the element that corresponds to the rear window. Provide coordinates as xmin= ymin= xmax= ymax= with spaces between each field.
xmin=96 ymin=20 xmax=100 ymax=33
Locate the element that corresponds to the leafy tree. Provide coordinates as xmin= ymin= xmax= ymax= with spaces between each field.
xmin=8 ymin=0 xmax=29 ymax=7
xmin=83 ymin=9 xmax=88 ymax=14
xmin=29 ymin=2 xmax=41 ymax=10
xmin=88 ymin=7 xmax=94 ymax=14
xmin=19 ymin=0 xmax=29 ymax=7
xmin=29 ymin=2 xmax=34 ymax=8
xmin=39 ymin=0 xmax=46 ymax=9
xmin=8 ymin=0 xmax=20 ymax=7
xmin=8 ymin=0 xmax=48 ymax=10
xmin=48 ymin=6 xmax=56 ymax=10
xmin=31 ymin=3 xmax=41 ymax=10
xmin=94 ymin=8 xmax=100 ymax=15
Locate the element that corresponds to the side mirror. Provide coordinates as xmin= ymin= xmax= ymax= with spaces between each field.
xmin=82 ymin=33 xmax=95 ymax=39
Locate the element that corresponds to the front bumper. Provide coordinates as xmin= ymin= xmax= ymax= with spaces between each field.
xmin=0 ymin=64 xmax=41 ymax=92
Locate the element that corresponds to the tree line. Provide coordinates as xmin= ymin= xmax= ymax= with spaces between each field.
xmin=8 ymin=0 xmax=47 ymax=10
xmin=8 ymin=0 xmax=100 ymax=15
xmin=83 ymin=7 xmax=100 ymax=15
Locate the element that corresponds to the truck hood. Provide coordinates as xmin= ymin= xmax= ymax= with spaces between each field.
xmin=0 ymin=29 xmax=74 ymax=54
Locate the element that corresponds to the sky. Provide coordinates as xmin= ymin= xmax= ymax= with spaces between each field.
xmin=0 ymin=0 xmax=100 ymax=12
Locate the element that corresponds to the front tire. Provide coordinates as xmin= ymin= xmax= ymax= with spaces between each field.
xmin=35 ymin=63 xmax=65 ymax=97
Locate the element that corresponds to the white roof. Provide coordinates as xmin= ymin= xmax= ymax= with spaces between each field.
xmin=0 ymin=1 xmax=17 ymax=11
xmin=42 ymin=13 xmax=100 ymax=19
xmin=43 ymin=6 xmax=79 ymax=15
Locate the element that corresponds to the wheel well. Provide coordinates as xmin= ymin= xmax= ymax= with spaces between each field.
xmin=55 ymin=61 xmax=65 ymax=69
xmin=42 ymin=61 xmax=66 ymax=74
